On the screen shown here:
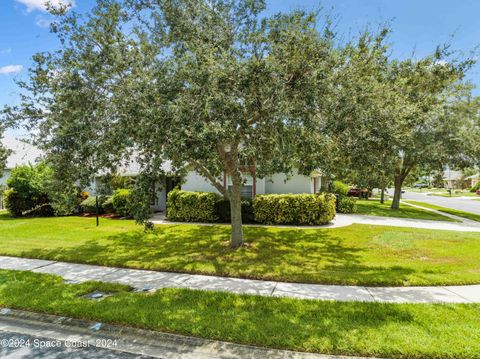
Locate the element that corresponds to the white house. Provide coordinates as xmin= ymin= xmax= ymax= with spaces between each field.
xmin=0 ymin=136 xmax=328 ymax=212
xmin=94 ymin=163 xmax=327 ymax=213
xmin=0 ymin=137 xmax=44 ymax=209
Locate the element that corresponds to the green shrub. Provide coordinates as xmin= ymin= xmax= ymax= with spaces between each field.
xmin=331 ymin=180 xmax=349 ymax=196
xmin=112 ymin=189 xmax=133 ymax=217
xmin=215 ymin=197 xmax=255 ymax=223
xmin=3 ymin=188 xmax=53 ymax=217
xmin=4 ymin=163 xmax=54 ymax=217
xmin=167 ymin=189 xmax=218 ymax=222
xmin=253 ymin=193 xmax=336 ymax=225
xmin=336 ymin=195 xmax=357 ymax=214
xmin=80 ymin=196 xmax=105 ymax=214
xmin=102 ymin=196 xmax=115 ymax=213
xmin=470 ymin=182 xmax=480 ymax=193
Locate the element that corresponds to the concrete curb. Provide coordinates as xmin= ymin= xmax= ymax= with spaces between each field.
xmin=0 ymin=308 xmax=373 ymax=359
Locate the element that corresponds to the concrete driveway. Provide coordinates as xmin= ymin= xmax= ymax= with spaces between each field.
xmin=390 ymin=189 xmax=480 ymax=215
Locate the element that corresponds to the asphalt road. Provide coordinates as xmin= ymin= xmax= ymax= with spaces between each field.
xmin=395 ymin=189 xmax=480 ymax=215
xmin=0 ymin=331 xmax=150 ymax=359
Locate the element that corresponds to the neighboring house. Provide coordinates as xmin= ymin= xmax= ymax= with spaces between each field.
xmin=443 ymin=169 xmax=470 ymax=190
xmin=466 ymin=173 xmax=480 ymax=188
xmin=0 ymin=137 xmax=43 ymax=209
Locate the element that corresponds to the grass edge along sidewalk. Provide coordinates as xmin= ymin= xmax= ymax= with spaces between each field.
xmin=354 ymin=199 xmax=459 ymax=222
xmin=0 ymin=269 xmax=479 ymax=359
xmin=2 ymin=212 xmax=480 ymax=286
xmin=404 ymin=200 xmax=480 ymax=223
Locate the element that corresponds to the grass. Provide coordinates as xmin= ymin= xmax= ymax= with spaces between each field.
xmin=0 ymin=269 xmax=479 ymax=358
xmin=355 ymin=199 xmax=459 ymax=222
xmin=1 ymin=213 xmax=480 ymax=286
xmin=430 ymin=192 xmax=479 ymax=198
xmin=404 ymin=201 xmax=480 ymax=223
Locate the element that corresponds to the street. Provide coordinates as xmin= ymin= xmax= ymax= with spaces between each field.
xmin=391 ymin=189 xmax=480 ymax=215
xmin=0 ymin=331 xmax=148 ymax=359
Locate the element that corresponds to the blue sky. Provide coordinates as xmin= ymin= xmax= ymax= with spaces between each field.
xmin=1 ymin=0 xmax=480 ymax=115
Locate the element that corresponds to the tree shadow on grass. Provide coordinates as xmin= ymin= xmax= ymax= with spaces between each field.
xmin=0 ymin=270 xmax=433 ymax=357
xmin=16 ymin=224 xmax=424 ymax=286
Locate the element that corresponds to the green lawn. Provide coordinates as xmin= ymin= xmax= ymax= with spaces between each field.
xmin=430 ymin=192 xmax=479 ymax=198
xmin=404 ymin=201 xmax=480 ymax=223
xmin=0 ymin=269 xmax=479 ymax=359
xmin=355 ymin=199 xmax=458 ymax=222
xmin=1 ymin=213 xmax=480 ymax=286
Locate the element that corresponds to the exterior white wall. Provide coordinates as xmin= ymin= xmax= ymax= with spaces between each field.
xmin=0 ymin=170 xmax=11 ymax=210
xmin=265 ymin=173 xmax=312 ymax=194
xmin=255 ymin=177 xmax=265 ymax=195
xmin=0 ymin=169 xmax=11 ymax=187
xmin=182 ymin=171 xmax=221 ymax=194
xmin=182 ymin=170 xmax=317 ymax=196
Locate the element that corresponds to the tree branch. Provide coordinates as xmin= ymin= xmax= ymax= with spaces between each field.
xmin=190 ymin=160 xmax=229 ymax=198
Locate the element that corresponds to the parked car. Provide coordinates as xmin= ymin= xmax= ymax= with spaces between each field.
xmin=347 ymin=188 xmax=372 ymax=198
xmin=412 ymin=183 xmax=428 ymax=188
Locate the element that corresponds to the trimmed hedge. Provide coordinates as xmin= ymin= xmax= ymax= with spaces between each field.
xmin=215 ymin=197 xmax=255 ymax=223
xmin=336 ymin=195 xmax=357 ymax=214
xmin=253 ymin=193 xmax=336 ymax=225
xmin=167 ymin=189 xmax=218 ymax=222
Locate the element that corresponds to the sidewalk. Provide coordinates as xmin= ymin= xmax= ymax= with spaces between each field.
xmin=1 ymin=256 xmax=479 ymax=304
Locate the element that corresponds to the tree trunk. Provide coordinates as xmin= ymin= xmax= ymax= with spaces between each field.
xmin=229 ymin=176 xmax=244 ymax=248
xmin=391 ymin=176 xmax=404 ymax=209
xmin=380 ymin=188 xmax=385 ymax=204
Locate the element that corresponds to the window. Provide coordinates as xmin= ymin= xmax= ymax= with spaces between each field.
xmin=227 ymin=175 xmax=254 ymax=198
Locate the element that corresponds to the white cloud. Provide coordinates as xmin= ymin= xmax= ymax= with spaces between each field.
xmin=15 ymin=0 xmax=75 ymax=13
xmin=0 ymin=65 xmax=23 ymax=75
xmin=35 ymin=16 xmax=52 ymax=28
xmin=0 ymin=48 xmax=12 ymax=55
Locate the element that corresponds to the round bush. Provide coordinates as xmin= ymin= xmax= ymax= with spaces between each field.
xmin=80 ymin=196 xmax=105 ymax=214
xmin=112 ymin=189 xmax=133 ymax=217
xmin=336 ymin=195 xmax=357 ymax=214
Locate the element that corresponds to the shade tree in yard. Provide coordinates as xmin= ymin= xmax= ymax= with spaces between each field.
xmin=3 ymin=0 xmax=341 ymax=248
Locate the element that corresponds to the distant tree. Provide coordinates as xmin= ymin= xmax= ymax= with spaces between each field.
xmin=324 ymin=29 xmax=475 ymax=209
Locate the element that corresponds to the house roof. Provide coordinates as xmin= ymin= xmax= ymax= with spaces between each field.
xmin=2 ymin=136 xmax=43 ymax=170
xmin=466 ymin=173 xmax=480 ymax=180
xmin=115 ymin=158 xmax=174 ymax=176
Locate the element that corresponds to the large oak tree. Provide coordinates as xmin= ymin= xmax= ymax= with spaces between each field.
xmin=4 ymin=0 xmax=340 ymax=247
